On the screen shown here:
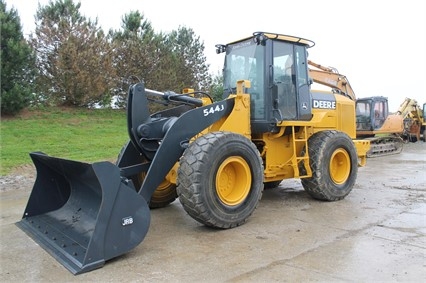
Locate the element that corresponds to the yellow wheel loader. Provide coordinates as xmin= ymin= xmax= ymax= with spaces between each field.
xmin=16 ymin=32 xmax=370 ymax=274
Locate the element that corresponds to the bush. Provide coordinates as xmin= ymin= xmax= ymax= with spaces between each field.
xmin=1 ymin=84 xmax=32 ymax=115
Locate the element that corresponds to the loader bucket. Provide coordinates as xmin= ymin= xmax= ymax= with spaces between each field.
xmin=16 ymin=152 xmax=151 ymax=275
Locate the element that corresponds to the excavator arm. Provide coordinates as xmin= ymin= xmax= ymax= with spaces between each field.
xmin=396 ymin=97 xmax=423 ymax=141
xmin=396 ymin=98 xmax=423 ymax=120
xmin=308 ymin=60 xmax=356 ymax=101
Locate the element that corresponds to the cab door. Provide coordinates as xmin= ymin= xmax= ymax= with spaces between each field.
xmin=272 ymin=42 xmax=311 ymax=121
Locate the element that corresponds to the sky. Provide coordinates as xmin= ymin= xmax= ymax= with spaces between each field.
xmin=4 ymin=0 xmax=426 ymax=111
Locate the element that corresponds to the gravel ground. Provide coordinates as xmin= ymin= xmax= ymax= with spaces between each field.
xmin=1 ymin=141 xmax=425 ymax=282
xmin=0 ymin=164 xmax=35 ymax=192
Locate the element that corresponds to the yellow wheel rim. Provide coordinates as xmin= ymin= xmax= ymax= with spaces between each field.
xmin=139 ymin=173 xmax=173 ymax=195
xmin=154 ymin=179 xmax=173 ymax=194
xmin=216 ymin=156 xmax=251 ymax=206
xmin=329 ymin=148 xmax=350 ymax=185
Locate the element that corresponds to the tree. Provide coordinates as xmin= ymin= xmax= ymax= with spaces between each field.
xmin=109 ymin=10 xmax=162 ymax=107
xmin=0 ymin=0 xmax=36 ymax=115
xmin=209 ymin=71 xmax=224 ymax=102
xmin=166 ymin=27 xmax=211 ymax=91
xmin=31 ymin=0 xmax=116 ymax=107
xmin=109 ymin=15 xmax=213 ymax=108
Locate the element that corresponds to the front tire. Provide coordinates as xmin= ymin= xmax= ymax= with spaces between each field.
xmin=117 ymin=143 xmax=177 ymax=208
xmin=132 ymin=173 xmax=177 ymax=208
xmin=301 ymin=131 xmax=358 ymax=201
xmin=177 ymin=132 xmax=264 ymax=228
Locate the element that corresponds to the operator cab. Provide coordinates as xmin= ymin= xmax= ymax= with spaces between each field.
xmin=217 ymin=32 xmax=314 ymax=134
xmin=356 ymin=96 xmax=389 ymax=131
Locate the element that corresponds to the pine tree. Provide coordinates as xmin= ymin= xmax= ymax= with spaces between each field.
xmin=0 ymin=0 xmax=36 ymax=115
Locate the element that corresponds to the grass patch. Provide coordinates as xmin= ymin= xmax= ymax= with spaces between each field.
xmin=1 ymin=107 xmax=128 ymax=176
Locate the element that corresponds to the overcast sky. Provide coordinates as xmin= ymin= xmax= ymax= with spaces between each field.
xmin=5 ymin=0 xmax=426 ymax=111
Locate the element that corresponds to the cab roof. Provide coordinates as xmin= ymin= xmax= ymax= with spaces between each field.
xmin=228 ymin=31 xmax=315 ymax=48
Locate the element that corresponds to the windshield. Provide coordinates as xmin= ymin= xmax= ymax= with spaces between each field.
xmin=223 ymin=39 xmax=265 ymax=119
xmin=423 ymin=103 xmax=426 ymax=119
xmin=356 ymin=101 xmax=372 ymax=130
xmin=356 ymin=101 xmax=370 ymax=117
xmin=223 ymin=39 xmax=265 ymax=92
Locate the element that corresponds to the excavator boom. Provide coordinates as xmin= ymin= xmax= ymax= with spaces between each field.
xmin=308 ymin=60 xmax=356 ymax=101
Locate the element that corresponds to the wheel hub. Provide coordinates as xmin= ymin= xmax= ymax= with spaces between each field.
xmin=329 ymin=148 xmax=350 ymax=184
xmin=216 ymin=156 xmax=251 ymax=206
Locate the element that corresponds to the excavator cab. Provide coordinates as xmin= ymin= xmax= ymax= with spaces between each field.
xmin=356 ymin=96 xmax=404 ymax=157
xmin=356 ymin=96 xmax=389 ymax=132
xmin=218 ymin=32 xmax=313 ymax=134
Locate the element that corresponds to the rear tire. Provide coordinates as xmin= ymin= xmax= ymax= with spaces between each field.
xmin=177 ymin=132 xmax=264 ymax=228
xmin=301 ymin=131 xmax=358 ymax=201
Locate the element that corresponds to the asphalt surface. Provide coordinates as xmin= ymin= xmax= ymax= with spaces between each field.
xmin=0 ymin=142 xmax=425 ymax=282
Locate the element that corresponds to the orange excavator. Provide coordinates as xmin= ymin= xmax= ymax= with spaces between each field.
xmin=355 ymin=96 xmax=404 ymax=157
xmin=307 ymin=61 xmax=404 ymax=157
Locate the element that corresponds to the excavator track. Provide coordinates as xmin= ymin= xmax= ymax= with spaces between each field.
xmin=365 ymin=135 xmax=404 ymax=158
